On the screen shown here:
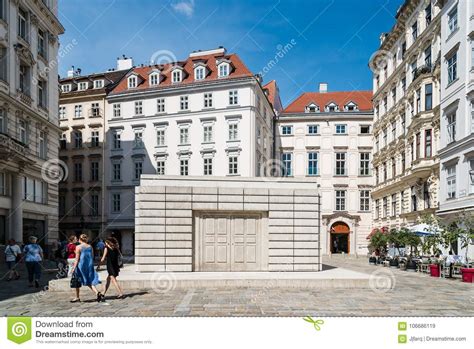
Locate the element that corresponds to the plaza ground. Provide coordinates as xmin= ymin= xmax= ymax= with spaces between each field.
xmin=0 ymin=255 xmax=473 ymax=317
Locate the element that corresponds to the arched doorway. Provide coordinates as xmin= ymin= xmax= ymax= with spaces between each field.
xmin=330 ymin=222 xmax=350 ymax=254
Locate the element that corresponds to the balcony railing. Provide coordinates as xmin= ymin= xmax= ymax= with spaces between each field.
xmin=413 ymin=64 xmax=433 ymax=81
xmin=0 ymin=132 xmax=29 ymax=160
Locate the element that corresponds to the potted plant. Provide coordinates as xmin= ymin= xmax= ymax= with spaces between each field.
xmin=460 ymin=267 xmax=474 ymax=283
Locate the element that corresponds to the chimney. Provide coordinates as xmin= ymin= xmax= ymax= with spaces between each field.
xmin=319 ymin=83 xmax=328 ymax=93
xmin=117 ymin=55 xmax=133 ymax=70
xmin=67 ymin=66 xmax=75 ymax=78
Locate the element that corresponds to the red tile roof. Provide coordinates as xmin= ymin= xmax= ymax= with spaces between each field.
xmin=283 ymin=90 xmax=373 ymax=113
xmin=110 ymin=52 xmax=254 ymax=95
xmin=263 ymin=80 xmax=283 ymax=113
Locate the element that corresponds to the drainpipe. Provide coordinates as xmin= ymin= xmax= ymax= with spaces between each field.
xmin=317 ymin=184 xmax=321 ymax=271
xmin=101 ymin=96 xmax=106 ymax=238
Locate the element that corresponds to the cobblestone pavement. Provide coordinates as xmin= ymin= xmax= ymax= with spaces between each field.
xmin=0 ymin=256 xmax=473 ymax=317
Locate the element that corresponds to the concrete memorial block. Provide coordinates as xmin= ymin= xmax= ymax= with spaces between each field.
xmin=135 ymin=176 xmax=321 ymax=272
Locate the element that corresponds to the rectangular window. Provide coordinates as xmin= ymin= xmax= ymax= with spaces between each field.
xmin=448 ymin=6 xmax=458 ymax=33
xmin=447 ymin=113 xmax=456 ymax=143
xmin=38 ymin=28 xmax=47 ymax=59
xmin=38 ymin=131 xmax=46 ymax=159
xmin=228 ymin=156 xmax=238 ymax=175
xmin=425 ymin=3 xmax=432 ymax=25
xmin=157 ymin=98 xmax=165 ymax=113
xmin=335 ymin=124 xmax=347 ymax=134
xmin=134 ymin=130 xmax=144 ymax=148
xmin=411 ymin=186 xmax=417 ymax=212
xmin=447 ymin=165 xmax=456 ymax=199
xmin=203 ymin=124 xmax=213 ymax=143
xmin=415 ymin=132 xmax=421 ymax=160
xmin=391 ymin=194 xmax=397 ymax=216
xmin=229 ymin=90 xmax=238 ymax=105
xmin=469 ymin=159 xmax=474 ymax=194
xmin=90 ymin=130 xmax=99 ymax=147
xmin=156 ymin=160 xmax=165 ymax=175
xmin=0 ymin=47 xmax=7 ymax=82
xmin=180 ymin=159 xmax=189 ymax=176
xmin=412 ymin=21 xmax=418 ymax=41
xmin=448 ymin=52 xmax=457 ymax=84
xmin=74 ymin=105 xmax=82 ymax=118
xmin=94 ymin=80 xmax=103 ymax=89
xmin=391 ymin=121 xmax=396 ymax=141
xmin=112 ymin=163 xmax=121 ymax=181
xmin=37 ymin=80 xmax=47 ymax=108
xmin=308 ymin=152 xmax=318 ymax=176
xmin=90 ymin=161 xmax=99 ymax=181
xmin=228 ymin=123 xmax=238 ymax=141
xmin=59 ymin=106 xmax=66 ymax=119
xmin=135 ymin=101 xmax=143 ymax=115
xmin=335 ymin=152 xmax=346 ymax=176
xmin=308 ymin=125 xmax=319 ymax=134
xmin=90 ymin=194 xmax=99 ymax=216
xmin=18 ymin=8 xmax=28 ymax=41
xmin=400 ymin=191 xmax=405 ymax=214
xmin=91 ymin=102 xmax=100 ymax=117
xmin=359 ymin=190 xmax=370 ymax=211
xmin=425 ymin=83 xmax=433 ymax=110
xmin=78 ymin=82 xmax=88 ymax=91
xmin=112 ymin=194 xmax=121 ymax=213
xmin=180 ymin=96 xmax=189 ymax=110
xmin=391 ymin=157 xmax=396 ymax=178
xmin=112 ymin=132 xmax=121 ymax=149
xmin=281 ymin=125 xmax=293 ymax=135
xmin=73 ymin=195 xmax=82 ymax=216
xmin=59 ymin=133 xmax=67 ymax=150
xmin=383 ymin=197 xmax=388 ymax=217
xmin=73 ymin=131 xmax=82 ymax=148
xmin=180 ymin=127 xmax=189 ymax=145
xmin=360 ymin=125 xmax=370 ymax=134
xmin=335 ymin=190 xmax=346 ymax=211
xmin=425 ymin=129 xmax=432 ymax=157
xmin=401 ymin=151 xmax=406 ymax=172
xmin=113 ymin=104 xmax=121 ymax=118
xmin=203 ymin=158 xmax=213 ymax=175
xmin=150 ymin=74 xmax=159 ymax=86
xmin=156 ymin=128 xmax=166 ymax=146
xmin=134 ymin=161 xmax=143 ymax=180
xmin=375 ymin=199 xmax=380 ymax=219
xmin=281 ymin=153 xmax=292 ymax=177
xmin=359 ymin=153 xmax=370 ymax=176
xmin=19 ymin=65 xmax=30 ymax=94
xmin=424 ymin=46 xmax=432 ymax=67
xmin=204 ymin=93 xmax=213 ymax=108
xmin=74 ymin=163 xmax=83 ymax=182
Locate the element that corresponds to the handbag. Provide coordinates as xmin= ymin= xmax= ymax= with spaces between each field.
xmin=117 ymin=249 xmax=124 ymax=269
xmin=70 ymin=270 xmax=82 ymax=288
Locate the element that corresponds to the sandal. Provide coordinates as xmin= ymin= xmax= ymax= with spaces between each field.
xmin=96 ymin=292 xmax=104 ymax=302
xmin=70 ymin=298 xmax=81 ymax=303
xmin=117 ymin=295 xmax=125 ymax=299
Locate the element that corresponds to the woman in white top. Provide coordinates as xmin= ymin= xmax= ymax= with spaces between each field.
xmin=4 ymin=239 xmax=21 ymax=281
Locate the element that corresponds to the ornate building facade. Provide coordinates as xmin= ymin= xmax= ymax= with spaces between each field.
xmin=370 ymin=0 xmax=442 ymax=231
xmin=276 ymin=84 xmax=374 ymax=255
xmin=0 ymin=0 xmax=64 ymax=251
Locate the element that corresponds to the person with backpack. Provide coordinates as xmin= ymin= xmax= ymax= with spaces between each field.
xmin=5 ymin=239 xmax=21 ymax=281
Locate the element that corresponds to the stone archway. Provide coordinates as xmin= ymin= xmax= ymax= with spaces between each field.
xmin=330 ymin=221 xmax=350 ymax=254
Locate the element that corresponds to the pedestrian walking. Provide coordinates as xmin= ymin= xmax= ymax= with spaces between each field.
xmin=98 ymin=237 xmax=124 ymax=299
xmin=23 ymin=236 xmax=43 ymax=288
xmin=65 ymin=235 xmax=78 ymax=277
xmin=4 ymin=239 xmax=21 ymax=281
xmin=70 ymin=234 xmax=103 ymax=303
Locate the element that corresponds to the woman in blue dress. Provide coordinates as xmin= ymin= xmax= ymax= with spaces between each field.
xmin=70 ymin=234 xmax=103 ymax=303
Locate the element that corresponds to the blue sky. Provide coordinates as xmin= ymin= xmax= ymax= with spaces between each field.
xmin=58 ymin=0 xmax=402 ymax=106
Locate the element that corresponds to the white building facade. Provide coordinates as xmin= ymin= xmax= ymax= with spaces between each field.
xmin=370 ymin=0 xmax=442 ymax=232
xmin=105 ymin=48 xmax=276 ymax=254
xmin=276 ymin=85 xmax=374 ymax=255
xmin=0 ymin=0 xmax=64 ymax=252
xmin=438 ymin=0 xmax=474 ymax=221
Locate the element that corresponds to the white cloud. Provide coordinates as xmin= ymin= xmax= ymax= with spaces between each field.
xmin=172 ymin=0 xmax=195 ymax=18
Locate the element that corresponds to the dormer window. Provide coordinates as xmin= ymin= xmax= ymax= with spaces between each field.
xmin=172 ymin=69 xmax=182 ymax=83
xmin=149 ymin=71 xmax=160 ymax=86
xmin=78 ymin=82 xmax=88 ymax=91
xmin=128 ymin=75 xmax=137 ymax=88
xmin=344 ymin=102 xmax=358 ymax=112
xmin=305 ymin=103 xmax=319 ymax=113
xmin=93 ymin=80 xmax=104 ymax=89
xmin=61 ymin=84 xmax=71 ymax=93
xmin=325 ymin=102 xmax=338 ymax=112
xmin=218 ymin=63 xmax=229 ymax=78
xmin=194 ymin=66 xmax=205 ymax=80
